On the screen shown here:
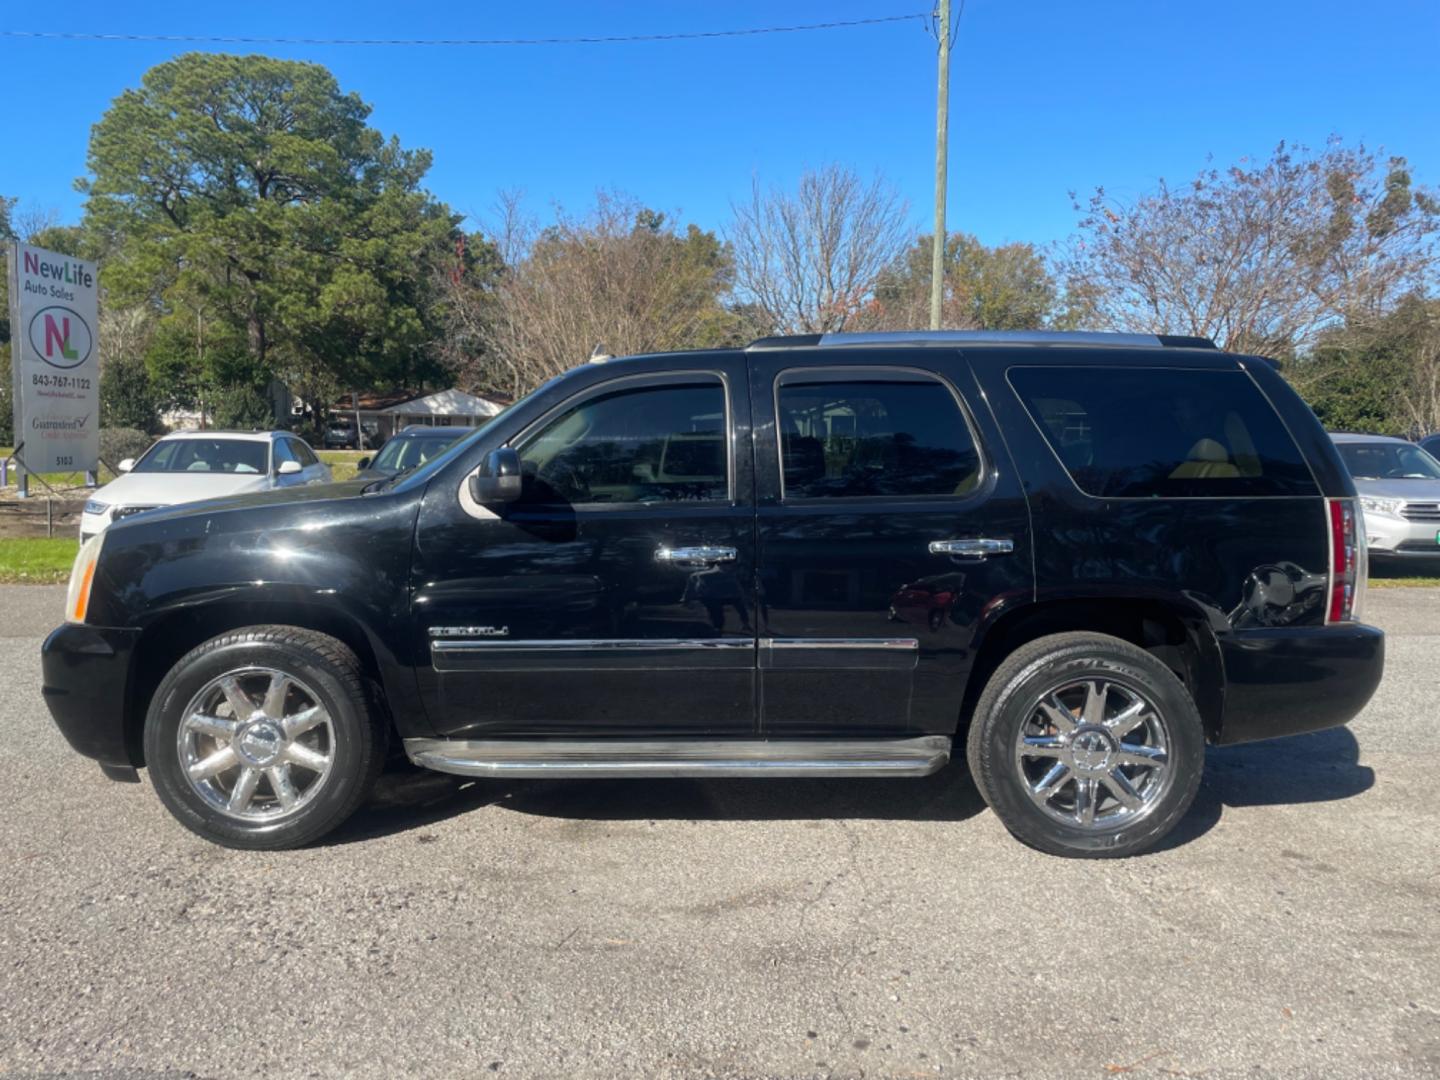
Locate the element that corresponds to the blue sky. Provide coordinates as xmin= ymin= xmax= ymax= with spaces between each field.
xmin=3 ymin=0 xmax=1438 ymax=251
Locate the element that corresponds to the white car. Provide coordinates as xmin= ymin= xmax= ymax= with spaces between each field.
xmin=80 ymin=431 xmax=331 ymax=541
xmin=1332 ymin=432 xmax=1440 ymax=562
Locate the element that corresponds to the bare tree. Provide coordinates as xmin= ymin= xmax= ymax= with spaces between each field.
xmin=444 ymin=192 xmax=741 ymax=397
xmin=856 ymin=233 xmax=1060 ymax=331
xmin=1398 ymin=309 xmax=1440 ymax=436
xmin=11 ymin=204 xmax=61 ymax=243
xmin=1060 ymin=140 xmax=1440 ymax=354
xmin=98 ymin=306 xmax=154 ymax=364
xmin=729 ymin=165 xmax=911 ymax=335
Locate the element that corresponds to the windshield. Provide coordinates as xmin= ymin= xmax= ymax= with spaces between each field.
xmin=1339 ymin=442 xmax=1440 ymax=480
xmin=133 ymin=438 xmax=269 ymax=475
xmin=369 ymin=432 xmax=463 ymax=473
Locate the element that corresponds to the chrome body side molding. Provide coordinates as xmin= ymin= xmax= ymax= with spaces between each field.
xmin=404 ymin=735 xmax=951 ymax=779
xmin=428 ymin=636 xmax=918 ymax=673
xmin=760 ymin=637 xmax=918 ymax=672
xmin=429 ymin=638 xmax=756 ymax=653
xmin=428 ymin=636 xmax=755 ymax=673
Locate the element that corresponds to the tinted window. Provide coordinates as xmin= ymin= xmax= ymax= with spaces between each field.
xmin=1338 ymin=441 xmax=1440 ymax=480
xmin=370 ymin=433 xmax=461 ymax=473
xmin=290 ymin=439 xmax=319 ymax=467
xmin=1009 ymin=367 xmax=1316 ymax=498
xmin=133 ymin=438 xmax=269 ymax=475
xmin=272 ymin=439 xmax=298 ymax=469
xmin=518 ymin=381 xmax=728 ymax=504
xmin=777 ymin=376 xmax=982 ymax=500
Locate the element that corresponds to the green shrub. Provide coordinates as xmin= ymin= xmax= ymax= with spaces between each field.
xmin=210 ymin=383 xmax=274 ymax=430
xmin=99 ymin=427 xmax=155 ymax=468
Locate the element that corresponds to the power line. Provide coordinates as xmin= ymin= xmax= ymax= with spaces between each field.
xmin=0 ymin=14 xmax=930 ymax=48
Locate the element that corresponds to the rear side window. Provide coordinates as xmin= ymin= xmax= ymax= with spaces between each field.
xmin=1008 ymin=367 xmax=1316 ymax=498
xmin=777 ymin=374 xmax=982 ymax=500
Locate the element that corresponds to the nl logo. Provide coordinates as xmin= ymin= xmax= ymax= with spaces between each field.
xmin=27 ymin=306 xmax=94 ymax=370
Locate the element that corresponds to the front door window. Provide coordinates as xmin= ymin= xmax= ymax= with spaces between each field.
xmin=518 ymin=382 xmax=729 ymax=505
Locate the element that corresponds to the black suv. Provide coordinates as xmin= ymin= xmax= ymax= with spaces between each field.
xmin=42 ymin=331 xmax=1383 ymax=857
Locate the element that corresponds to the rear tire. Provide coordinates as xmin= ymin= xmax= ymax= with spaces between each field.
xmin=144 ymin=626 xmax=386 ymax=850
xmin=966 ymin=632 xmax=1204 ymax=858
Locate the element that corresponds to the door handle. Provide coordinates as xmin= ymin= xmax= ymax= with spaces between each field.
xmin=656 ymin=545 xmax=738 ymax=568
xmin=929 ymin=538 xmax=1014 ymax=559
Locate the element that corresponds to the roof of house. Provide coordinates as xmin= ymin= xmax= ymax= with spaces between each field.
xmin=381 ymin=388 xmax=507 ymax=418
xmin=1330 ymin=432 xmax=1411 ymax=445
xmin=333 ymin=388 xmax=423 ymax=411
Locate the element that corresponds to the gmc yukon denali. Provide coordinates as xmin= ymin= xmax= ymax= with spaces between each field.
xmin=41 ymin=331 xmax=1385 ymax=857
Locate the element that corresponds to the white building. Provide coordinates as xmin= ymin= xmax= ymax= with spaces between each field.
xmin=332 ymin=388 xmax=509 ymax=442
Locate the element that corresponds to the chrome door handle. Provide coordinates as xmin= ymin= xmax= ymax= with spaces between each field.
xmin=929 ymin=538 xmax=1014 ymax=559
xmin=656 ymin=545 xmax=738 ymax=568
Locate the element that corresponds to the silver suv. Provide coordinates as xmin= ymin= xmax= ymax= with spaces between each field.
xmin=1332 ymin=432 xmax=1440 ymax=562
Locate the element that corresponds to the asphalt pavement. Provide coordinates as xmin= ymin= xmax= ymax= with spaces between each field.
xmin=1 ymin=585 xmax=1437 ymax=1079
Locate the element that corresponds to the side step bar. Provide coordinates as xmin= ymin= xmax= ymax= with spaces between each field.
xmin=403 ymin=736 xmax=951 ymax=779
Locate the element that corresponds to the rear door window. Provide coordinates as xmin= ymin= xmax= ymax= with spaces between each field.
xmin=776 ymin=374 xmax=983 ymax=500
xmin=1008 ymin=367 xmax=1316 ymax=498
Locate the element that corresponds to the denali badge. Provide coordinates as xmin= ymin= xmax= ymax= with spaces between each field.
xmin=429 ymin=626 xmax=510 ymax=639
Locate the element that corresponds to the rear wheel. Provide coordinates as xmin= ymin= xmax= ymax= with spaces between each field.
xmin=966 ymin=632 xmax=1204 ymax=858
xmin=144 ymin=626 xmax=386 ymax=849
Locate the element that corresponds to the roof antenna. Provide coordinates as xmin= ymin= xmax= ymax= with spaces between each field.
xmin=589 ymin=343 xmax=612 ymax=364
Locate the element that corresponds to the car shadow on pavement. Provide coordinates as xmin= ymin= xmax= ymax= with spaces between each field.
xmin=1157 ymin=726 xmax=1374 ymax=851
xmin=326 ymin=756 xmax=988 ymax=844
xmin=327 ymin=726 xmax=1373 ymax=849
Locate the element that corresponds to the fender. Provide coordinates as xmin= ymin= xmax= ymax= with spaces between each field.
xmin=83 ymin=483 xmax=430 ymax=734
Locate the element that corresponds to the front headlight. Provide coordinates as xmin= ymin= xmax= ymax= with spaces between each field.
xmin=66 ymin=532 xmax=105 ymax=624
xmin=83 ymin=499 xmax=109 ymax=516
xmin=1360 ymin=496 xmax=1404 ymax=517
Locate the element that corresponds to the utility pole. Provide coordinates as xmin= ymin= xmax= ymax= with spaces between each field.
xmin=929 ymin=0 xmax=952 ymax=330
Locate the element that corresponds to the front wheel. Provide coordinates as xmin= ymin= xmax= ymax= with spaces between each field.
xmin=144 ymin=626 xmax=386 ymax=849
xmin=966 ymin=632 xmax=1204 ymax=858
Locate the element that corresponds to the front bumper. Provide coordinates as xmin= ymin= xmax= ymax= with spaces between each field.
xmin=78 ymin=510 xmax=109 ymax=543
xmin=1216 ymin=623 xmax=1384 ymax=745
xmin=41 ymin=623 xmax=142 ymax=769
xmin=1362 ymin=510 xmax=1440 ymax=557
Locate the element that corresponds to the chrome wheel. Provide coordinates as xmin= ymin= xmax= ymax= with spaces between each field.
xmin=1014 ymin=678 xmax=1172 ymax=831
xmin=176 ymin=667 xmax=335 ymax=823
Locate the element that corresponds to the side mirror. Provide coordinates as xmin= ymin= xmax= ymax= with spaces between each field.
xmin=468 ymin=447 xmax=522 ymax=505
xmin=357 ymin=457 xmax=371 ymax=471
xmin=277 ymin=460 xmax=303 ymax=476
xmin=117 ymin=458 xmax=134 ymax=473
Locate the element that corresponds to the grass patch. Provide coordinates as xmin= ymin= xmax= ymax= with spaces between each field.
xmin=0 ymin=537 xmax=78 ymax=584
xmin=1369 ymin=576 xmax=1440 ymax=588
xmin=318 ymin=449 xmax=366 ymax=483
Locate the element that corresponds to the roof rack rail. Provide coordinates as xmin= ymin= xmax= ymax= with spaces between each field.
xmin=747 ymin=330 xmax=1217 ymax=350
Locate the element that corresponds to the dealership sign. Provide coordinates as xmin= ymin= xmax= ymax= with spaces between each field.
xmin=7 ymin=242 xmax=100 ymax=474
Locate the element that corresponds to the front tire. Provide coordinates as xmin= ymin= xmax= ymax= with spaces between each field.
xmin=144 ymin=626 xmax=386 ymax=850
xmin=966 ymin=632 xmax=1204 ymax=858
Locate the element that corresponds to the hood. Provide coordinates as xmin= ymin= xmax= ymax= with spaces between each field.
xmin=1352 ymin=477 xmax=1440 ymax=501
xmin=115 ymin=479 xmax=373 ymax=524
xmin=92 ymin=471 xmax=272 ymax=508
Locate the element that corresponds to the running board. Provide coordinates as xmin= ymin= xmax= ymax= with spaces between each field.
xmin=403 ymin=736 xmax=951 ymax=779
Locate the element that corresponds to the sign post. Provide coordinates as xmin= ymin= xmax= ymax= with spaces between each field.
xmin=7 ymin=241 xmax=100 ymax=493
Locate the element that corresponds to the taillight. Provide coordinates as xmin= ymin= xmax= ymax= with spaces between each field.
xmin=1326 ymin=497 xmax=1366 ymax=624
